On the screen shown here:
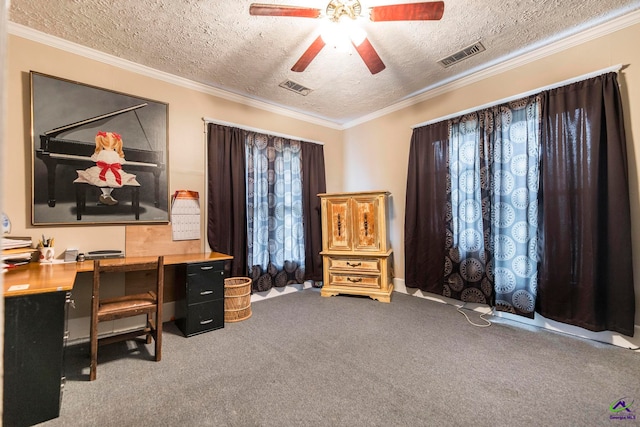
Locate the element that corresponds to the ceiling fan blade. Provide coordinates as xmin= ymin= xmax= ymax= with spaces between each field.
xmin=249 ymin=3 xmax=321 ymax=18
xmin=291 ymin=36 xmax=326 ymax=72
xmin=351 ymin=37 xmax=386 ymax=75
xmin=369 ymin=1 xmax=444 ymax=21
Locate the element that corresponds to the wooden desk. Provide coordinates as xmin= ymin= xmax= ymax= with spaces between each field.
xmin=76 ymin=252 xmax=231 ymax=270
xmin=3 ymin=252 xmax=233 ymax=296
xmin=2 ymin=251 xmax=232 ymax=426
xmin=3 ymin=262 xmax=78 ymax=296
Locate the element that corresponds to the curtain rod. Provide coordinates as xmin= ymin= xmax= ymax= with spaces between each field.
xmin=411 ymin=64 xmax=624 ymax=129
xmin=202 ymin=117 xmax=324 ymax=145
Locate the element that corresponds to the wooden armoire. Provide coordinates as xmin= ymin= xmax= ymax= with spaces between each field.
xmin=318 ymin=191 xmax=393 ymax=302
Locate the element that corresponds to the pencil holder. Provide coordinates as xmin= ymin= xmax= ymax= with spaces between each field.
xmin=39 ymin=247 xmax=55 ymax=263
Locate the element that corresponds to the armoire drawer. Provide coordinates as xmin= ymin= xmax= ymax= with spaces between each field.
xmin=327 ymin=257 xmax=380 ymax=273
xmin=328 ymin=272 xmax=381 ymax=289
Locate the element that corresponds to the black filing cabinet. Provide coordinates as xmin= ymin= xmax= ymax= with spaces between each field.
xmin=175 ymin=260 xmax=225 ymax=337
xmin=3 ymin=290 xmax=70 ymax=426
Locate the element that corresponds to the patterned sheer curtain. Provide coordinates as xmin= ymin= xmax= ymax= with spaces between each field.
xmin=490 ymin=98 xmax=541 ymax=317
xmin=444 ymin=96 xmax=541 ymax=317
xmin=445 ymin=112 xmax=492 ymax=304
xmin=245 ymin=132 xmax=306 ymax=291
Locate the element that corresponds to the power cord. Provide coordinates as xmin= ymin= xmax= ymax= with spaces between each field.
xmin=455 ymin=302 xmax=493 ymax=327
xmin=449 ymin=300 xmax=640 ymax=349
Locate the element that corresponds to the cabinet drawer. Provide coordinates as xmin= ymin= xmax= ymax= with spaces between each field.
xmin=328 ymin=272 xmax=381 ymax=289
xmin=187 ymin=262 xmax=225 ymax=304
xmin=328 ymin=258 xmax=380 ymax=273
xmin=184 ymin=299 xmax=224 ymax=336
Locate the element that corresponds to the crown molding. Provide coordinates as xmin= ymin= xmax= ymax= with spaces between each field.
xmin=7 ymin=22 xmax=344 ymax=131
xmin=9 ymin=7 xmax=640 ymax=132
xmin=343 ymin=8 xmax=640 ymax=129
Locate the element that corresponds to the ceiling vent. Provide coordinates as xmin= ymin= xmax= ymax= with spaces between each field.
xmin=438 ymin=41 xmax=486 ymax=68
xmin=279 ymin=79 xmax=313 ymax=96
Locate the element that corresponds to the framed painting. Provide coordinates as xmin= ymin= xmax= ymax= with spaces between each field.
xmin=30 ymin=71 xmax=169 ymax=225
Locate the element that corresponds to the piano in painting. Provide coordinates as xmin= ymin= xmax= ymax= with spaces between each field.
xmin=36 ymin=103 xmax=165 ymax=208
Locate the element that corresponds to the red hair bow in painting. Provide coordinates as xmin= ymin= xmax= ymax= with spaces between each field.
xmin=96 ymin=131 xmax=122 ymax=140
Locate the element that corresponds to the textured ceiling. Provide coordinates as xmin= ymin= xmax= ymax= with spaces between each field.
xmin=9 ymin=0 xmax=640 ymax=126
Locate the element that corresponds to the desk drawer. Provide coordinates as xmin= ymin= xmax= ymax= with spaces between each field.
xmin=183 ymin=299 xmax=224 ymax=336
xmin=186 ymin=262 xmax=225 ymax=304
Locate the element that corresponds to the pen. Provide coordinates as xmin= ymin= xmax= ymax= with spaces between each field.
xmin=38 ymin=236 xmax=54 ymax=247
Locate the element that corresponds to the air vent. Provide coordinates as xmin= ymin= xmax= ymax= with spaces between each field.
xmin=438 ymin=41 xmax=486 ymax=68
xmin=279 ymin=79 xmax=313 ymax=96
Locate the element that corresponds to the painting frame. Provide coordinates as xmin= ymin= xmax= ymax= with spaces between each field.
xmin=30 ymin=71 xmax=170 ymax=226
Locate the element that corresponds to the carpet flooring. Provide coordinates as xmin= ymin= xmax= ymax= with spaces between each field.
xmin=40 ymin=289 xmax=640 ymax=426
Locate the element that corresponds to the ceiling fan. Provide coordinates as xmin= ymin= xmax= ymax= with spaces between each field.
xmin=249 ymin=1 xmax=445 ymax=75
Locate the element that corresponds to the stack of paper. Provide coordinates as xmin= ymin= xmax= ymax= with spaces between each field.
xmin=2 ymin=236 xmax=36 ymax=265
xmin=3 ymin=236 xmax=32 ymax=250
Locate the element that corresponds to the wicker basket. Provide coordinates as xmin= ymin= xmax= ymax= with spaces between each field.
xmin=224 ymin=277 xmax=252 ymax=322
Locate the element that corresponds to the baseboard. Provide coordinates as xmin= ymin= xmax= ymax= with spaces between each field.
xmin=69 ymin=278 xmax=638 ymax=350
xmin=250 ymin=281 xmax=316 ymax=302
xmin=393 ymin=278 xmax=640 ymax=350
xmin=67 ymin=282 xmax=317 ymax=345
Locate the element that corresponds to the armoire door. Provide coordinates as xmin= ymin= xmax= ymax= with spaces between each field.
xmin=351 ymin=195 xmax=381 ymax=252
xmin=324 ymin=197 xmax=352 ymax=251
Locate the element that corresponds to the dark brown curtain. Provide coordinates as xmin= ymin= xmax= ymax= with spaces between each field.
xmin=537 ymin=73 xmax=635 ymax=336
xmin=206 ymin=123 xmax=248 ymax=277
xmin=301 ymin=141 xmax=326 ymax=283
xmin=404 ymin=121 xmax=449 ymax=294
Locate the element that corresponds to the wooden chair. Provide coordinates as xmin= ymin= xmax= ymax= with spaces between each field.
xmin=90 ymin=256 xmax=164 ymax=381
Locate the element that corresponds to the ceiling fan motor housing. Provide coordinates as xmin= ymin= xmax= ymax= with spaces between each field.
xmin=326 ymin=0 xmax=362 ymax=22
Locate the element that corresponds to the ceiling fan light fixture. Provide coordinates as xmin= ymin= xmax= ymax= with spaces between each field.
xmin=320 ymin=19 xmax=365 ymax=51
xmin=319 ymin=21 xmax=345 ymax=50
